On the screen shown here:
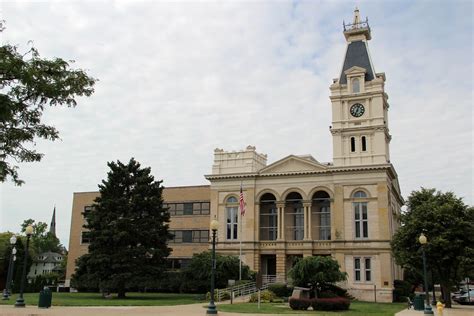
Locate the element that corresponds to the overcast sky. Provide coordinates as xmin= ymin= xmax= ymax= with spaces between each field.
xmin=1 ymin=0 xmax=472 ymax=249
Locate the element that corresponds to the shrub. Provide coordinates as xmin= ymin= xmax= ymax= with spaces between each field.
xmin=206 ymin=290 xmax=230 ymax=301
xmin=393 ymin=279 xmax=413 ymax=302
xmin=268 ymin=283 xmax=292 ymax=298
xmin=318 ymin=290 xmax=338 ymax=298
xmin=289 ymin=297 xmax=311 ymax=310
xmin=311 ymin=297 xmax=351 ymax=311
xmin=249 ymin=289 xmax=276 ymax=303
xmin=320 ymin=283 xmax=353 ymax=299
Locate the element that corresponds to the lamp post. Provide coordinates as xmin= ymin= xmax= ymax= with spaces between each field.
xmin=207 ymin=219 xmax=219 ymax=315
xmin=419 ymin=233 xmax=433 ymax=315
xmin=15 ymin=225 xmax=33 ymax=308
xmin=2 ymin=236 xmax=17 ymax=300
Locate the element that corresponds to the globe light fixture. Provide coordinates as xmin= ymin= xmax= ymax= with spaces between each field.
xmin=419 ymin=233 xmax=433 ymax=315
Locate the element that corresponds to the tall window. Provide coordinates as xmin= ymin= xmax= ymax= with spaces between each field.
xmin=353 ymin=190 xmax=368 ymax=238
xmin=260 ymin=193 xmax=278 ymax=241
xmin=312 ymin=191 xmax=331 ymax=240
xmin=361 ymin=136 xmax=367 ymax=152
xmin=350 ymin=137 xmax=356 ymax=152
xmin=286 ymin=192 xmax=304 ymax=240
xmin=352 ymin=78 xmax=360 ymax=93
xmin=226 ymin=196 xmax=238 ymax=240
xmin=354 ymin=257 xmax=372 ymax=282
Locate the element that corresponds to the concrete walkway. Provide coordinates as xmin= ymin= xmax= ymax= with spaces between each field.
xmin=396 ymin=304 xmax=474 ymax=316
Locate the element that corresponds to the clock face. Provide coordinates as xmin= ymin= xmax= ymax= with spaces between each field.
xmin=350 ymin=103 xmax=365 ymax=117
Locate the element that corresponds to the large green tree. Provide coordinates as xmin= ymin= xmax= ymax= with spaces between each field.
xmin=391 ymin=188 xmax=474 ymax=307
xmin=181 ymin=251 xmax=253 ymax=293
xmin=0 ymin=21 xmax=96 ymax=185
xmin=72 ymin=158 xmax=171 ymax=298
xmin=288 ymin=256 xmax=347 ymax=297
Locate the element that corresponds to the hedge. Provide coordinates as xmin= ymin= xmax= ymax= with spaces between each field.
xmin=289 ymin=297 xmax=312 ymax=310
xmin=311 ymin=297 xmax=351 ymax=311
xmin=267 ymin=283 xmax=293 ymax=298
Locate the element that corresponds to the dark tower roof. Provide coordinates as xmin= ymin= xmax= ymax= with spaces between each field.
xmin=339 ymin=41 xmax=375 ymax=84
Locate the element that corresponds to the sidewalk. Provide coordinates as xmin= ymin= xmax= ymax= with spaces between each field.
xmin=396 ymin=304 xmax=474 ymax=316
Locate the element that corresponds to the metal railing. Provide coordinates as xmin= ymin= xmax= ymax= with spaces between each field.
xmin=216 ymin=275 xmax=285 ymax=301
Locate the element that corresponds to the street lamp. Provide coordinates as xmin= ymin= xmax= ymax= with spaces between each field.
xmin=207 ymin=219 xmax=219 ymax=315
xmin=419 ymin=233 xmax=433 ymax=315
xmin=2 ymin=236 xmax=17 ymax=300
xmin=15 ymin=225 xmax=33 ymax=308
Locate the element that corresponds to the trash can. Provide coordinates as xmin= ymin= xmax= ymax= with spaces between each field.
xmin=413 ymin=294 xmax=425 ymax=311
xmin=38 ymin=287 xmax=52 ymax=308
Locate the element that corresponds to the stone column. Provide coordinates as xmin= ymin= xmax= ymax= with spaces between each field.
xmin=303 ymin=201 xmax=312 ymax=240
xmin=277 ymin=202 xmax=285 ymax=241
xmin=276 ymin=251 xmax=286 ymax=282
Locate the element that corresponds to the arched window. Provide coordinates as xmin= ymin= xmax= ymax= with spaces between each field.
xmin=352 ymin=190 xmax=368 ymax=238
xmin=351 ymin=137 xmax=356 ymax=152
xmin=312 ymin=191 xmax=331 ymax=240
xmin=226 ymin=196 xmax=238 ymax=240
xmin=285 ymin=192 xmax=304 ymax=240
xmin=361 ymin=136 xmax=367 ymax=152
xmin=352 ymin=78 xmax=360 ymax=93
xmin=259 ymin=193 xmax=277 ymax=241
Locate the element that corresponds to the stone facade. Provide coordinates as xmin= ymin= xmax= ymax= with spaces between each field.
xmin=65 ymin=9 xmax=403 ymax=302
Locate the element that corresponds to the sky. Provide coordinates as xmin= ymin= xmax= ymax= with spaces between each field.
xmin=0 ymin=0 xmax=472 ymax=249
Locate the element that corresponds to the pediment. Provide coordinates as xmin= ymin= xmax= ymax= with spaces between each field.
xmin=344 ymin=65 xmax=367 ymax=75
xmin=259 ymin=155 xmax=328 ymax=174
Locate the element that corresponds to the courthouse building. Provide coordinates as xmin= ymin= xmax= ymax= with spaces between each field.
xmin=66 ymin=9 xmax=403 ymax=302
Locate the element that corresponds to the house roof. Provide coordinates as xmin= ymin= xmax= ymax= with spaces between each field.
xmin=339 ymin=40 xmax=375 ymax=84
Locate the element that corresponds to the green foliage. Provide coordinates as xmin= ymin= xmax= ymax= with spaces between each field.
xmin=267 ymin=283 xmax=293 ymax=298
xmin=311 ymin=297 xmax=351 ymax=311
xmin=181 ymin=251 xmax=253 ymax=293
xmin=71 ymin=158 xmax=171 ymax=298
xmin=0 ymin=21 xmax=96 ymax=185
xmin=391 ymin=188 xmax=474 ymax=306
xmin=2 ymin=236 xmax=33 ymax=293
xmin=249 ymin=289 xmax=276 ymax=303
xmin=288 ymin=256 xmax=347 ymax=294
xmin=25 ymin=272 xmax=60 ymax=292
xmin=205 ymin=290 xmax=230 ymax=301
xmin=288 ymin=297 xmax=311 ymax=310
xmin=393 ymin=280 xmax=414 ymax=302
xmin=20 ymin=219 xmax=64 ymax=255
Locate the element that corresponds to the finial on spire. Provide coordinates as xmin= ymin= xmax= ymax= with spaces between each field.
xmin=353 ymin=7 xmax=361 ymax=27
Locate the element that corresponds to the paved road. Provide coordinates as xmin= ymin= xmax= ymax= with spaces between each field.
xmin=396 ymin=304 xmax=474 ymax=316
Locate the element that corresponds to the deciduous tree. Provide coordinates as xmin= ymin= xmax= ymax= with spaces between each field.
xmin=0 ymin=21 xmax=96 ymax=185
xmin=72 ymin=158 xmax=171 ymax=298
xmin=391 ymin=188 xmax=474 ymax=307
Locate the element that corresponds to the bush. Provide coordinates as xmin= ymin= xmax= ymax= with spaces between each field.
xmin=393 ymin=279 xmax=413 ymax=302
xmin=318 ymin=290 xmax=338 ymax=298
xmin=267 ymin=283 xmax=292 ymax=298
xmin=206 ymin=290 xmax=230 ymax=301
xmin=249 ymin=289 xmax=276 ymax=303
xmin=289 ymin=297 xmax=312 ymax=310
xmin=311 ymin=297 xmax=351 ymax=311
xmin=320 ymin=283 xmax=353 ymax=299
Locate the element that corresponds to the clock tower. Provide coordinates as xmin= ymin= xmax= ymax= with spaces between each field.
xmin=330 ymin=8 xmax=391 ymax=167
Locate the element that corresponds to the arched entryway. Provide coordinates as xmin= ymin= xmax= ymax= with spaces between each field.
xmin=285 ymin=192 xmax=304 ymax=240
xmin=259 ymin=193 xmax=277 ymax=241
xmin=311 ymin=191 xmax=331 ymax=240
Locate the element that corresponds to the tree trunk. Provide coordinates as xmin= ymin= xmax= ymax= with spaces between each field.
xmin=441 ymin=284 xmax=451 ymax=308
xmin=117 ymin=288 xmax=126 ymax=299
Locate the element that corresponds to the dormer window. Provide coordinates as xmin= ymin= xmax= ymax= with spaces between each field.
xmin=352 ymin=78 xmax=360 ymax=93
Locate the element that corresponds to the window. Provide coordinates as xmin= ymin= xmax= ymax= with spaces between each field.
xmin=350 ymin=137 xmax=356 ymax=152
xmin=169 ymin=230 xmax=209 ymax=243
xmin=81 ymin=231 xmax=91 ymax=244
xmin=354 ymin=257 xmax=372 ymax=282
xmin=226 ymin=196 xmax=239 ymax=240
xmin=361 ymin=136 xmax=367 ymax=151
xmin=365 ymin=258 xmax=372 ymax=281
xmin=182 ymin=231 xmax=192 ymax=243
xmin=354 ymin=258 xmax=361 ymax=281
xmin=183 ymin=203 xmax=193 ymax=215
xmin=353 ymin=190 xmax=367 ymax=198
xmin=354 ymin=202 xmax=368 ymax=238
xmin=352 ymin=78 xmax=360 ymax=93
xmin=260 ymin=193 xmax=278 ymax=241
xmin=163 ymin=201 xmax=210 ymax=216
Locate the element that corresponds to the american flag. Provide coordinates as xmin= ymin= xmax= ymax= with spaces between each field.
xmin=239 ymin=184 xmax=245 ymax=216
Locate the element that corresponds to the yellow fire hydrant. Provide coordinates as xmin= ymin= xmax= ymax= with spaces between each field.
xmin=436 ymin=301 xmax=445 ymax=316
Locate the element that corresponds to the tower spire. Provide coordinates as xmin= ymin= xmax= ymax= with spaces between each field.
xmin=352 ymin=7 xmax=361 ymax=26
xmin=50 ymin=206 xmax=56 ymax=237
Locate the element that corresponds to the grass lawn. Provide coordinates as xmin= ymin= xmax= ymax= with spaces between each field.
xmin=217 ymin=301 xmax=406 ymax=315
xmin=0 ymin=292 xmax=204 ymax=306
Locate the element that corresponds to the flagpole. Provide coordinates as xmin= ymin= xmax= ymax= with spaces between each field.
xmin=239 ymin=210 xmax=242 ymax=281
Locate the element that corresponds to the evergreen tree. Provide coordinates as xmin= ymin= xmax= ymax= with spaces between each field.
xmin=391 ymin=188 xmax=474 ymax=307
xmin=72 ymin=158 xmax=171 ymax=298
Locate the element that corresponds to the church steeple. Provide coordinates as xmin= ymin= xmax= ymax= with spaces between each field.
xmin=50 ymin=206 xmax=56 ymax=237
